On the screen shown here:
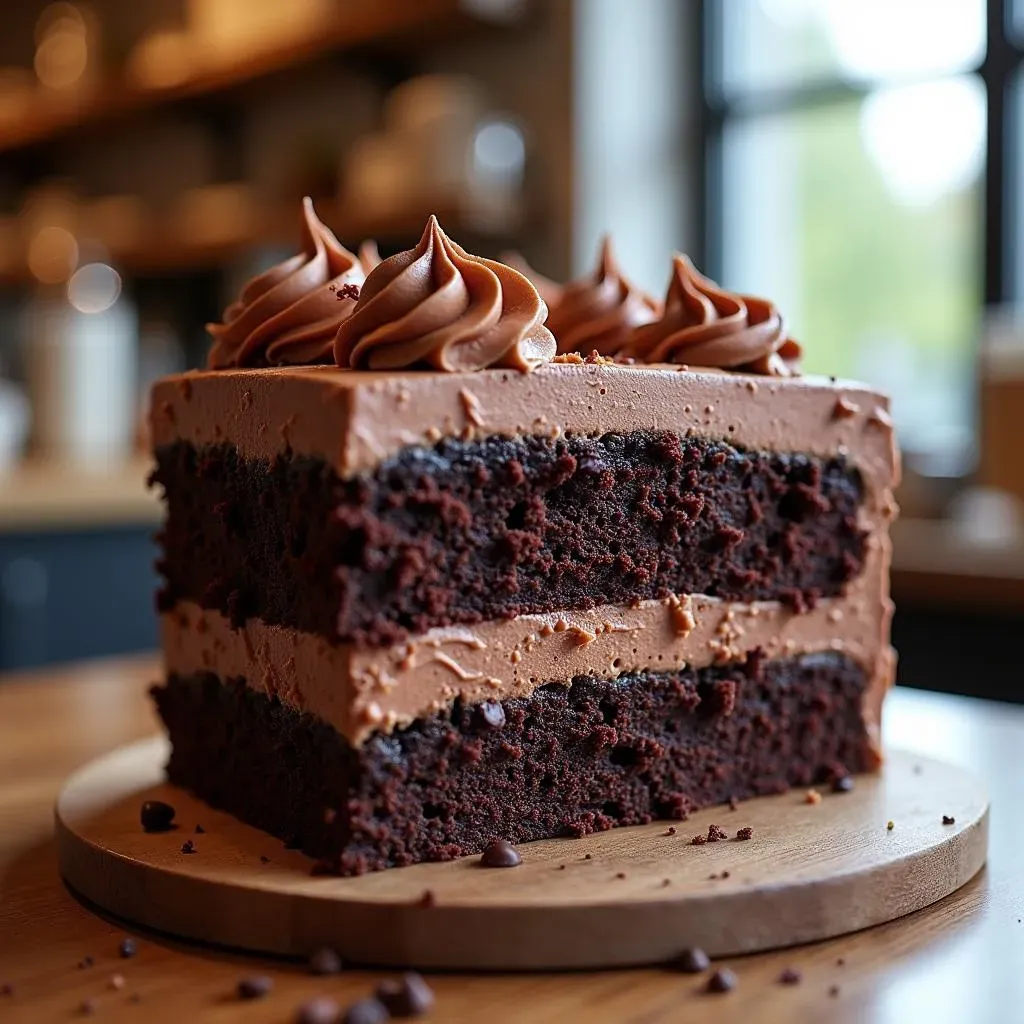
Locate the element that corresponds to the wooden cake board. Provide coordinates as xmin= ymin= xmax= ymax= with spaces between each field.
xmin=56 ymin=737 xmax=988 ymax=970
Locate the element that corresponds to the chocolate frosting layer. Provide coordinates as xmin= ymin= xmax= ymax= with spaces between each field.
xmin=333 ymin=217 xmax=556 ymax=373
xmin=501 ymin=251 xmax=564 ymax=310
xmin=545 ymin=237 xmax=661 ymax=356
xmin=358 ymin=240 xmax=381 ymax=274
xmin=207 ymin=198 xmax=364 ymax=370
xmin=624 ymin=255 xmax=802 ymax=376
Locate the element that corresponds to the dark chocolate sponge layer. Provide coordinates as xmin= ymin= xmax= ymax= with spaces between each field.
xmin=152 ymin=432 xmax=866 ymax=646
xmin=151 ymin=651 xmax=872 ymax=875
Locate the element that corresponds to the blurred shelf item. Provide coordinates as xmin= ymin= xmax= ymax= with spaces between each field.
xmin=0 ymin=198 xmax=522 ymax=284
xmin=891 ymin=516 xmax=1024 ymax=612
xmin=0 ymin=459 xmax=158 ymax=532
xmin=0 ymin=0 xmax=482 ymax=155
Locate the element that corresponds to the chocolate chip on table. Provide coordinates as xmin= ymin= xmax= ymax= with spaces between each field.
xmin=140 ymin=800 xmax=176 ymax=833
xmin=479 ymin=839 xmax=521 ymax=868
xmin=296 ymin=997 xmax=341 ymax=1024
xmin=195 ymin=824 xmax=206 ymax=834
xmin=237 ymin=975 xmax=274 ymax=1000
xmin=832 ymin=775 xmax=855 ymax=793
xmin=309 ymin=947 xmax=343 ymax=976
xmin=778 ymin=967 xmax=802 ymax=985
xmin=943 ymin=815 xmax=956 ymax=825
xmin=181 ymin=839 xmax=197 ymax=854
xmin=672 ymin=947 xmax=711 ymax=973
xmin=735 ymin=826 xmax=753 ymax=840
xmin=706 ymin=968 xmax=738 ymax=993
xmin=376 ymin=972 xmax=435 ymax=1017
xmin=664 ymin=826 xmax=677 ymax=836
xmin=342 ymin=997 xmax=390 ymax=1024
xmin=119 ymin=937 xmax=137 ymax=959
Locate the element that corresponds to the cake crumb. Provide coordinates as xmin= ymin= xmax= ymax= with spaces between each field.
xmin=664 ymin=827 xmax=677 ymax=836
xmin=735 ymin=826 xmax=753 ymax=841
xmin=805 ymin=789 xmax=822 ymax=805
xmin=584 ymin=853 xmax=592 ymax=860
xmin=706 ymin=968 xmax=737 ymax=994
xmin=887 ymin=820 xmax=895 ymax=831
xmin=707 ymin=824 xmax=729 ymax=843
xmin=829 ymin=984 xmax=841 ymax=997
xmin=690 ymin=834 xmax=707 ymax=846
xmin=778 ymin=967 xmax=802 ymax=985
xmin=552 ymin=352 xmax=584 ymax=364
xmin=614 ymin=872 xmax=627 ymax=879
xmin=180 ymin=840 xmax=196 ymax=854
xmin=661 ymin=878 xmax=671 ymax=887
xmin=415 ymin=889 xmax=437 ymax=908
xmin=942 ymin=815 xmax=955 ymax=825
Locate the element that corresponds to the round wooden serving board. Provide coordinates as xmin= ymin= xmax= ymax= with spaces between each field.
xmin=56 ymin=737 xmax=988 ymax=970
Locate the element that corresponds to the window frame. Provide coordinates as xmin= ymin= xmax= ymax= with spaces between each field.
xmin=697 ymin=0 xmax=1024 ymax=309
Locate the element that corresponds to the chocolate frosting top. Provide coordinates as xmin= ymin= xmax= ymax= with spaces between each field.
xmin=501 ymin=251 xmax=564 ymax=310
xmin=207 ymin=198 xmax=364 ymax=369
xmin=334 ymin=216 xmax=556 ymax=372
xmin=358 ymin=240 xmax=381 ymax=274
xmin=545 ymin=237 xmax=661 ymax=356
xmin=624 ymin=255 xmax=802 ymax=376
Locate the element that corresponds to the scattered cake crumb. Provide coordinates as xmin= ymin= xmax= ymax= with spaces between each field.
xmin=690 ymin=834 xmax=707 ymax=846
xmin=671 ymin=947 xmax=710 ymax=973
xmin=887 ymin=820 xmax=895 ymax=831
xmin=180 ymin=839 xmax=196 ymax=854
xmin=416 ymin=889 xmax=437 ymax=908
xmin=552 ymin=352 xmax=584 ymax=364
xmin=615 ymin=872 xmax=627 ymax=879
xmin=942 ymin=815 xmax=955 ymax=825
xmin=237 ymin=975 xmax=273 ymax=1000
xmin=664 ymin=826 xmax=677 ymax=836
xmin=778 ymin=967 xmax=802 ymax=985
xmin=706 ymin=968 xmax=738 ymax=994
xmin=707 ymin=824 xmax=729 ymax=843
xmin=195 ymin=823 xmax=206 ymax=833
xmin=260 ymin=855 xmax=270 ymax=864
xmin=375 ymin=972 xmax=434 ymax=1017
xmin=735 ymin=826 xmax=753 ymax=841
xmin=836 ymin=957 xmax=845 ymax=966
xmin=805 ymin=789 xmax=822 ymax=805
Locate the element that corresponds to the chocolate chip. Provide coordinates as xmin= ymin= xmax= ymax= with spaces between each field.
xmin=778 ymin=967 xmax=802 ymax=985
xmin=237 ymin=975 xmax=273 ymax=1000
xmin=479 ymin=839 xmax=521 ymax=868
xmin=80 ymin=998 xmax=97 ymax=1016
xmin=119 ymin=937 xmax=137 ymax=959
xmin=376 ymin=972 xmax=435 ymax=1017
xmin=735 ymin=826 xmax=753 ymax=840
xmin=614 ymin=871 xmax=627 ymax=879
xmin=943 ymin=815 xmax=955 ymax=825
xmin=180 ymin=839 xmax=196 ymax=854
xmin=78 ymin=955 xmax=94 ymax=969
xmin=140 ymin=800 xmax=175 ymax=833
xmin=664 ymin=827 xmax=677 ymax=836
xmin=309 ymin=947 xmax=343 ymax=976
xmin=296 ymin=997 xmax=341 ymax=1024
xmin=342 ymin=997 xmax=389 ymax=1024
xmin=706 ymin=968 xmax=738 ymax=993
xmin=584 ymin=853 xmax=592 ymax=860
xmin=478 ymin=701 xmax=506 ymax=729
xmin=672 ymin=947 xmax=710 ymax=973
xmin=832 ymin=775 xmax=855 ymax=793
xmin=195 ymin=824 xmax=206 ymax=833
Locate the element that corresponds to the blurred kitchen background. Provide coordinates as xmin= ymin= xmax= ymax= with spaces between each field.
xmin=0 ymin=0 xmax=1021 ymax=702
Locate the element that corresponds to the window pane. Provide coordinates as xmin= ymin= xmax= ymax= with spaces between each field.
xmin=716 ymin=0 xmax=986 ymax=99
xmin=721 ymin=75 xmax=985 ymax=459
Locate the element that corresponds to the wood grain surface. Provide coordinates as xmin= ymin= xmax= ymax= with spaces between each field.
xmin=2 ymin=656 xmax=1022 ymax=1022
xmin=55 ymin=739 xmax=988 ymax=969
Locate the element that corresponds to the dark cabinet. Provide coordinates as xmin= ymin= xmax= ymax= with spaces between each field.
xmin=0 ymin=528 xmax=158 ymax=670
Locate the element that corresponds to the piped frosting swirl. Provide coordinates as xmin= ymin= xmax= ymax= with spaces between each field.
xmin=623 ymin=255 xmax=802 ymax=375
xmin=207 ymin=198 xmax=363 ymax=369
xmin=545 ymin=237 xmax=661 ymax=356
xmin=333 ymin=216 xmax=556 ymax=372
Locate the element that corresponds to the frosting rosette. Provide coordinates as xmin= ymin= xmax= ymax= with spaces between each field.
xmin=333 ymin=216 xmax=556 ymax=372
xmin=623 ymin=255 xmax=802 ymax=375
xmin=207 ymin=198 xmax=364 ymax=369
xmin=544 ymin=237 xmax=661 ymax=356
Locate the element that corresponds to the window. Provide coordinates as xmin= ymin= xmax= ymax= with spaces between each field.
xmin=702 ymin=0 xmax=1022 ymax=466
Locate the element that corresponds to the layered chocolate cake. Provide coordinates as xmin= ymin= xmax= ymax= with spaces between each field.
xmin=149 ymin=201 xmax=898 ymax=874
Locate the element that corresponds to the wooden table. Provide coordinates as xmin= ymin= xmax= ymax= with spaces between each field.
xmin=1 ymin=657 xmax=1021 ymax=1023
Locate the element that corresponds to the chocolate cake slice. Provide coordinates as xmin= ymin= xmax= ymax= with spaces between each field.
xmin=149 ymin=207 xmax=899 ymax=874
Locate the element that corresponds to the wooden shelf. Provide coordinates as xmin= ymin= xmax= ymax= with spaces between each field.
xmin=0 ymin=458 xmax=158 ymax=532
xmin=0 ymin=0 xmax=474 ymax=154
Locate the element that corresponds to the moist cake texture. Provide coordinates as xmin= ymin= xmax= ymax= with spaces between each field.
xmin=149 ymin=208 xmax=899 ymax=873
